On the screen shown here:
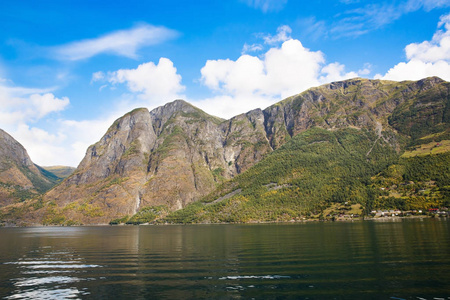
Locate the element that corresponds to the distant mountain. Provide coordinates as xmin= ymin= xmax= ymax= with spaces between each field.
xmin=1 ymin=77 xmax=449 ymax=225
xmin=0 ymin=129 xmax=59 ymax=207
xmin=41 ymin=166 xmax=76 ymax=179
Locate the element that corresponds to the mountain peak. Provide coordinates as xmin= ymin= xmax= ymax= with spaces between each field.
xmin=150 ymin=99 xmax=204 ymax=118
xmin=323 ymin=77 xmax=369 ymax=90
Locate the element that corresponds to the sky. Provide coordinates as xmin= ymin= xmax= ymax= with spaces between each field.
xmin=1 ymin=0 xmax=450 ymax=167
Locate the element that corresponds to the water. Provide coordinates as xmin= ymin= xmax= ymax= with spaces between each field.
xmin=0 ymin=219 xmax=449 ymax=299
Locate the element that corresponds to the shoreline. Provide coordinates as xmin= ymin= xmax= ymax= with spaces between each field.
xmin=1 ymin=214 xmax=448 ymax=227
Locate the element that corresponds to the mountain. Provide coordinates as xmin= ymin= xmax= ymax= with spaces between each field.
xmin=37 ymin=101 xmax=273 ymax=224
xmin=2 ymin=77 xmax=449 ymax=225
xmin=41 ymin=166 xmax=76 ymax=179
xmin=165 ymin=76 xmax=450 ymax=223
xmin=0 ymin=129 xmax=59 ymax=207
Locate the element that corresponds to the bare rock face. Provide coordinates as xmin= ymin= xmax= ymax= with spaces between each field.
xmin=35 ymin=77 xmax=450 ymax=224
xmin=0 ymin=129 xmax=56 ymax=206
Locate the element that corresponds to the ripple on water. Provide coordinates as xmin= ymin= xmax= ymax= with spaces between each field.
xmin=219 ymin=275 xmax=291 ymax=280
xmin=4 ymin=247 xmax=101 ymax=300
xmin=5 ymin=287 xmax=89 ymax=300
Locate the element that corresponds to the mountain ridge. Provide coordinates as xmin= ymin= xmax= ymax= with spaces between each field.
xmin=1 ymin=76 xmax=449 ymax=225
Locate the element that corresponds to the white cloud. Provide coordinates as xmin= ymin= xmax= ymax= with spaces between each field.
xmin=106 ymin=57 xmax=186 ymax=104
xmin=52 ymin=24 xmax=178 ymax=61
xmin=263 ymin=25 xmax=292 ymax=45
xmin=5 ymin=116 xmax=116 ymax=167
xmin=201 ymin=38 xmax=362 ymax=99
xmin=319 ymin=62 xmax=359 ymax=84
xmin=57 ymin=117 xmax=118 ymax=166
xmin=405 ymin=14 xmax=450 ymax=62
xmin=330 ymin=0 xmax=450 ymax=38
xmin=201 ymin=55 xmax=266 ymax=95
xmin=0 ymin=81 xmax=78 ymax=166
xmin=405 ymin=0 xmax=450 ymax=12
xmin=199 ymin=36 xmax=367 ymax=118
xmin=242 ymin=0 xmax=288 ymax=12
xmin=0 ymin=84 xmax=69 ymax=125
xmin=297 ymin=17 xmax=328 ymax=41
xmin=1 ymin=57 xmax=186 ymax=167
xmin=0 ymin=90 xmax=126 ymax=167
xmin=91 ymin=71 xmax=105 ymax=83
xmin=242 ymin=43 xmax=264 ymax=54
xmin=13 ymin=124 xmax=68 ymax=166
xmin=195 ymin=94 xmax=277 ymax=120
xmin=30 ymin=93 xmax=70 ymax=119
xmin=378 ymin=13 xmax=450 ymax=81
xmin=377 ymin=59 xmax=450 ymax=81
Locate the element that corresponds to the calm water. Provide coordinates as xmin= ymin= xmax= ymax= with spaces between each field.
xmin=0 ymin=219 xmax=449 ymax=300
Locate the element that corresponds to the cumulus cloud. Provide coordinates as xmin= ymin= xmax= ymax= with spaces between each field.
xmin=30 ymin=93 xmax=70 ymax=119
xmin=0 ymin=84 xmax=69 ymax=125
xmin=195 ymin=94 xmax=277 ymax=120
xmin=0 ymin=80 xmax=127 ymax=166
xmin=319 ymin=62 xmax=359 ymax=84
xmin=53 ymin=24 xmax=178 ymax=61
xmin=242 ymin=0 xmax=288 ymax=12
xmin=201 ymin=38 xmax=361 ymax=99
xmin=13 ymin=124 xmax=68 ymax=166
xmin=404 ymin=14 xmax=450 ymax=63
xmin=199 ymin=33 xmax=367 ymax=118
xmin=5 ymin=116 xmax=116 ymax=167
xmin=0 ymin=81 xmax=76 ymax=165
xmin=378 ymin=13 xmax=450 ymax=81
xmin=105 ymin=57 xmax=185 ymax=104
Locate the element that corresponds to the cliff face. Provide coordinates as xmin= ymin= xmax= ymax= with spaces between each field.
xmin=0 ymin=129 xmax=58 ymax=207
xmin=8 ymin=76 xmax=450 ymax=225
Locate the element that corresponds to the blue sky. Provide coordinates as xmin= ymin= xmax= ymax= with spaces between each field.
xmin=1 ymin=0 xmax=450 ymax=166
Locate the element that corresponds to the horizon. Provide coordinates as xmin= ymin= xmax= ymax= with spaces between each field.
xmin=1 ymin=0 xmax=450 ymax=166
